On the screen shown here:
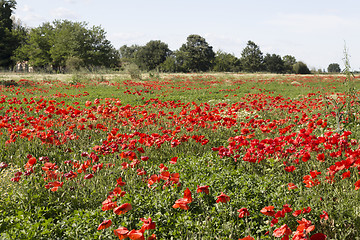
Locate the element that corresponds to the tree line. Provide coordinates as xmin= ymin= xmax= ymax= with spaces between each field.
xmin=1 ymin=0 xmax=342 ymax=74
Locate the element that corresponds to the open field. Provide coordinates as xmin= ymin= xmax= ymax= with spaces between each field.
xmin=1 ymin=73 xmax=360 ymax=239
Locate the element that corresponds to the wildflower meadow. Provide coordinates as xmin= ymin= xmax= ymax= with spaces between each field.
xmin=1 ymin=73 xmax=360 ymax=239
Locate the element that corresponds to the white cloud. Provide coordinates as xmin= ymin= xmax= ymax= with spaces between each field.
xmin=110 ymin=32 xmax=148 ymax=43
xmin=63 ymin=0 xmax=92 ymax=3
xmin=202 ymin=33 xmax=245 ymax=56
xmin=267 ymin=13 xmax=355 ymax=34
xmin=21 ymin=4 xmax=33 ymax=12
xmin=14 ymin=4 xmax=47 ymax=27
xmin=51 ymin=7 xmax=77 ymax=20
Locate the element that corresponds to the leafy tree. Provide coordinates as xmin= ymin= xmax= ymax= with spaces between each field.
xmin=282 ymin=55 xmax=296 ymax=73
xmin=327 ymin=63 xmax=341 ymax=73
xmin=240 ymin=40 xmax=263 ymax=72
xmin=263 ymin=53 xmax=285 ymax=73
xmin=135 ymin=40 xmax=171 ymax=71
xmin=293 ymin=61 xmax=310 ymax=74
xmin=49 ymin=20 xmax=87 ymax=70
xmin=14 ymin=20 xmax=118 ymax=71
xmin=13 ymin=22 xmax=54 ymax=68
xmin=213 ymin=50 xmax=241 ymax=72
xmin=119 ymin=44 xmax=141 ymax=63
xmin=0 ymin=0 xmax=18 ymax=68
xmin=177 ymin=34 xmax=215 ymax=72
xmin=159 ymin=54 xmax=178 ymax=73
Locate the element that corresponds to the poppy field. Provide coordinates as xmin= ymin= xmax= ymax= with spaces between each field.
xmin=1 ymin=73 xmax=360 ymax=239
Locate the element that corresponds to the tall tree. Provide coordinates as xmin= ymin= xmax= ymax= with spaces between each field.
xmin=327 ymin=63 xmax=341 ymax=73
xmin=14 ymin=20 xmax=118 ymax=71
xmin=119 ymin=44 xmax=141 ymax=67
xmin=0 ymin=0 xmax=17 ymax=68
xmin=177 ymin=34 xmax=215 ymax=72
xmin=263 ymin=53 xmax=285 ymax=73
xmin=240 ymin=40 xmax=263 ymax=72
xmin=135 ymin=40 xmax=171 ymax=71
xmin=293 ymin=61 xmax=310 ymax=74
xmin=159 ymin=54 xmax=178 ymax=73
xmin=213 ymin=50 xmax=241 ymax=72
xmin=283 ymin=55 xmax=296 ymax=73
xmin=14 ymin=22 xmax=54 ymax=68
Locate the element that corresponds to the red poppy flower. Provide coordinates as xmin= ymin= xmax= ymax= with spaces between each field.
xmin=170 ymin=173 xmax=180 ymax=183
xmin=137 ymin=168 xmax=147 ymax=176
xmin=288 ymin=182 xmax=298 ymax=190
xmin=128 ymin=229 xmax=145 ymax=240
xmin=85 ymin=101 xmax=92 ymax=107
xmin=260 ymin=206 xmax=275 ymax=216
xmin=10 ymin=176 xmax=21 ymax=182
xmin=302 ymin=206 xmax=311 ymax=213
xmin=284 ymin=166 xmax=296 ymax=172
xmin=310 ymin=233 xmax=327 ymax=240
xmin=84 ymin=174 xmax=94 ymax=179
xmin=114 ymin=227 xmax=129 ymax=239
xmin=137 ymin=147 xmax=145 ymax=153
xmin=355 ymin=179 xmax=360 ymax=190
xmin=273 ymin=224 xmax=292 ymax=237
xmin=271 ymin=218 xmax=278 ymax=226
xmin=140 ymin=217 xmax=156 ymax=231
xmin=111 ymin=187 xmax=126 ymax=197
xmin=45 ymin=181 xmax=63 ymax=192
xmin=216 ymin=192 xmax=230 ymax=203
xmin=296 ymin=218 xmax=315 ymax=234
xmin=159 ymin=171 xmax=170 ymax=181
xmin=292 ymin=209 xmax=302 ymax=217
xmin=317 ymin=153 xmax=325 ymax=162
xmin=169 ymin=157 xmax=178 ymax=164
xmin=197 ymin=185 xmax=210 ymax=194
xmin=239 ymin=236 xmax=254 ymax=240
xmin=237 ymin=208 xmax=250 ymax=218
xmin=116 ymin=177 xmax=126 ymax=186
xmin=342 ymin=171 xmax=351 ymax=179
xmin=140 ymin=156 xmax=149 ymax=161
xmin=320 ymin=211 xmax=328 ymax=221
xmin=97 ymin=219 xmax=112 ymax=230
xmin=147 ymin=234 xmax=156 ymax=240
xmin=101 ymin=198 xmax=117 ymax=211
xmin=114 ymin=203 xmax=132 ymax=215
xmin=0 ymin=162 xmax=8 ymax=169
xmin=173 ymin=188 xmax=192 ymax=210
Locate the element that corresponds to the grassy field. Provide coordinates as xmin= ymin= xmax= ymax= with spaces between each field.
xmin=1 ymin=73 xmax=360 ymax=240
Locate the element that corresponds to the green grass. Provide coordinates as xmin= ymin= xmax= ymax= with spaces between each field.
xmin=1 ymin=73 xmax=360 ymax=239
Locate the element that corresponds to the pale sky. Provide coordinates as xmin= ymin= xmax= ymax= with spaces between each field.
xmin=14 ymin=0 xmax=360 ymax=71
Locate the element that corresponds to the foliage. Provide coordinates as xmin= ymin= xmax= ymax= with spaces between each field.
xmin=135 ymin=40 xmax=171 ymax=71
xmin=13 ymin=20 xmax=118 ymax=72
xmin=293 ymin=61 xmax=310 ymax=74
xmin=327 ymin=63 xmax=341 ymax=73
xmin=212 ymin=50 xmax=241 ymax=72
xmin=66 ymin=56 xmax=84 ymax=72
xmin=13 ymin=22 xmax=54 ymax=69
xmin=119 ymin=44 xmax=141 ymax=64
xmin=176 ymin=34 xmax=215 ymax=72
xmin=263 ymin=53 xmax=285 ymax=73
xmin=1 ymin=74 xmax=360 ymax=239
xmin=240 ymin=41 xmax=264 ymax=72
xmin=125 ymin=62 xmax=142 ymax=80
xmin=0 ymin=0 xmax=19 ymax=68
xmin=282 ymin=55 xmax=297 ymax=73
xmin=159 ymin=54 xmax=178 ymax=73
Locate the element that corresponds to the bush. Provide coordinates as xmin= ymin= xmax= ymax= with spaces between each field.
xmin=327 ymin=63 xmax=341 ymax=73
xmin=125 ymin=63 xmax=142 ymax=80
xmin=293 ymin=61 xmax=310 ymax=74
xmin=66 ymin=56 xmax=84 ymax=73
